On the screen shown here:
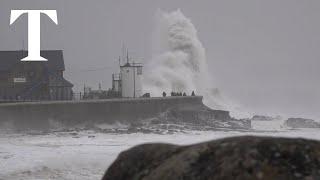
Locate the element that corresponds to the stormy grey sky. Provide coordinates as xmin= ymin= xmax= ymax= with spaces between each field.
xmin=0 ymin=0 xmax=319 ymax=119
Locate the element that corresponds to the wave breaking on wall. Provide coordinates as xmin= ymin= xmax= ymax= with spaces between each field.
xmin=142 ymin=9 xmax=250 ymax=118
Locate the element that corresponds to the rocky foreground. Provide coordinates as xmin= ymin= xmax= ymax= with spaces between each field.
xmin=103 ymin=136 xmax=320 ymax=180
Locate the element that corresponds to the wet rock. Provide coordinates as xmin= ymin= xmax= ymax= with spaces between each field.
xmin=103 ymin=136 xmax=320 ymax=180
xmin=146 ymin=104 xmax=251 ymax=131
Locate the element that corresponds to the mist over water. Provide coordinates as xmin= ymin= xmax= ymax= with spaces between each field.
xmin=142 ymin=10 xmax=249 ymax=118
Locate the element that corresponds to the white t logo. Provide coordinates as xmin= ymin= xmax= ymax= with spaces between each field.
xmin=10 ymin=10 xmax=58 ymax=61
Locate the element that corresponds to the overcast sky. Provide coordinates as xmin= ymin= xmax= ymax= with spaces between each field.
xmin=0 ymin=0 xmax=319 ymax=119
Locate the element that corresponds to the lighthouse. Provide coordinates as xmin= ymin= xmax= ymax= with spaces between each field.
xmin=120 ymin=61 xmax=143 ymax=98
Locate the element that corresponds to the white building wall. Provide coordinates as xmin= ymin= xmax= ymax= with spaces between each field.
xmin=120 ymin=66 xmax=142 ymax=98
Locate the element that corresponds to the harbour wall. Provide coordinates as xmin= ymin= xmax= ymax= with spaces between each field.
xmin=0 ymin=96 xmax=231 ymax=130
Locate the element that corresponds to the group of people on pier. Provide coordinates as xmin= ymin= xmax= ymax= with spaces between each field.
xmin=162 ymin=91 xmax=195 ymax=97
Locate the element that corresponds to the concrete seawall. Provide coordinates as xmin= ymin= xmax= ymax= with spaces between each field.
xmin=0 ymin=96 xmax=231 ymax=130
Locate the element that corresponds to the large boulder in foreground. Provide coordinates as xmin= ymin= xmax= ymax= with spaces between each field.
xmin=103 ymin=136 xmax=320 ymax=180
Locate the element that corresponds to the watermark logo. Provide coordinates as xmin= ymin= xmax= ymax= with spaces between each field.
xmin=10 ymin=10 xmax=58 ymax=61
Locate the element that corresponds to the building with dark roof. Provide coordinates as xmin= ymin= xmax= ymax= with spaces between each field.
xmin=0 ymin=50 xmax=73 ymax=101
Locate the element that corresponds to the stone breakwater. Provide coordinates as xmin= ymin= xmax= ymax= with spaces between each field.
xmin=0 ymin=96 xmax=250 ymax=131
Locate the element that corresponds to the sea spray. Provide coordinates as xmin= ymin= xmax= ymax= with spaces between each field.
xmin=142 ymin=9 xmax=250 ymax=118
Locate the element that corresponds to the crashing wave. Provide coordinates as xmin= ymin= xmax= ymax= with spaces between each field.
xmin=142 ymin=9 xmax=250 ymax=118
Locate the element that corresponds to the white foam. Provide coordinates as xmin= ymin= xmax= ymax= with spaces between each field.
xmin=142 ymin=9 xmax=251 ymax=118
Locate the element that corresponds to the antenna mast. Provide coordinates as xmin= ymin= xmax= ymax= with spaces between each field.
xmin=126 ymin=49 xmax=129 ymax=64
xmin=122 ymin=43 xmax=126 ymax=63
